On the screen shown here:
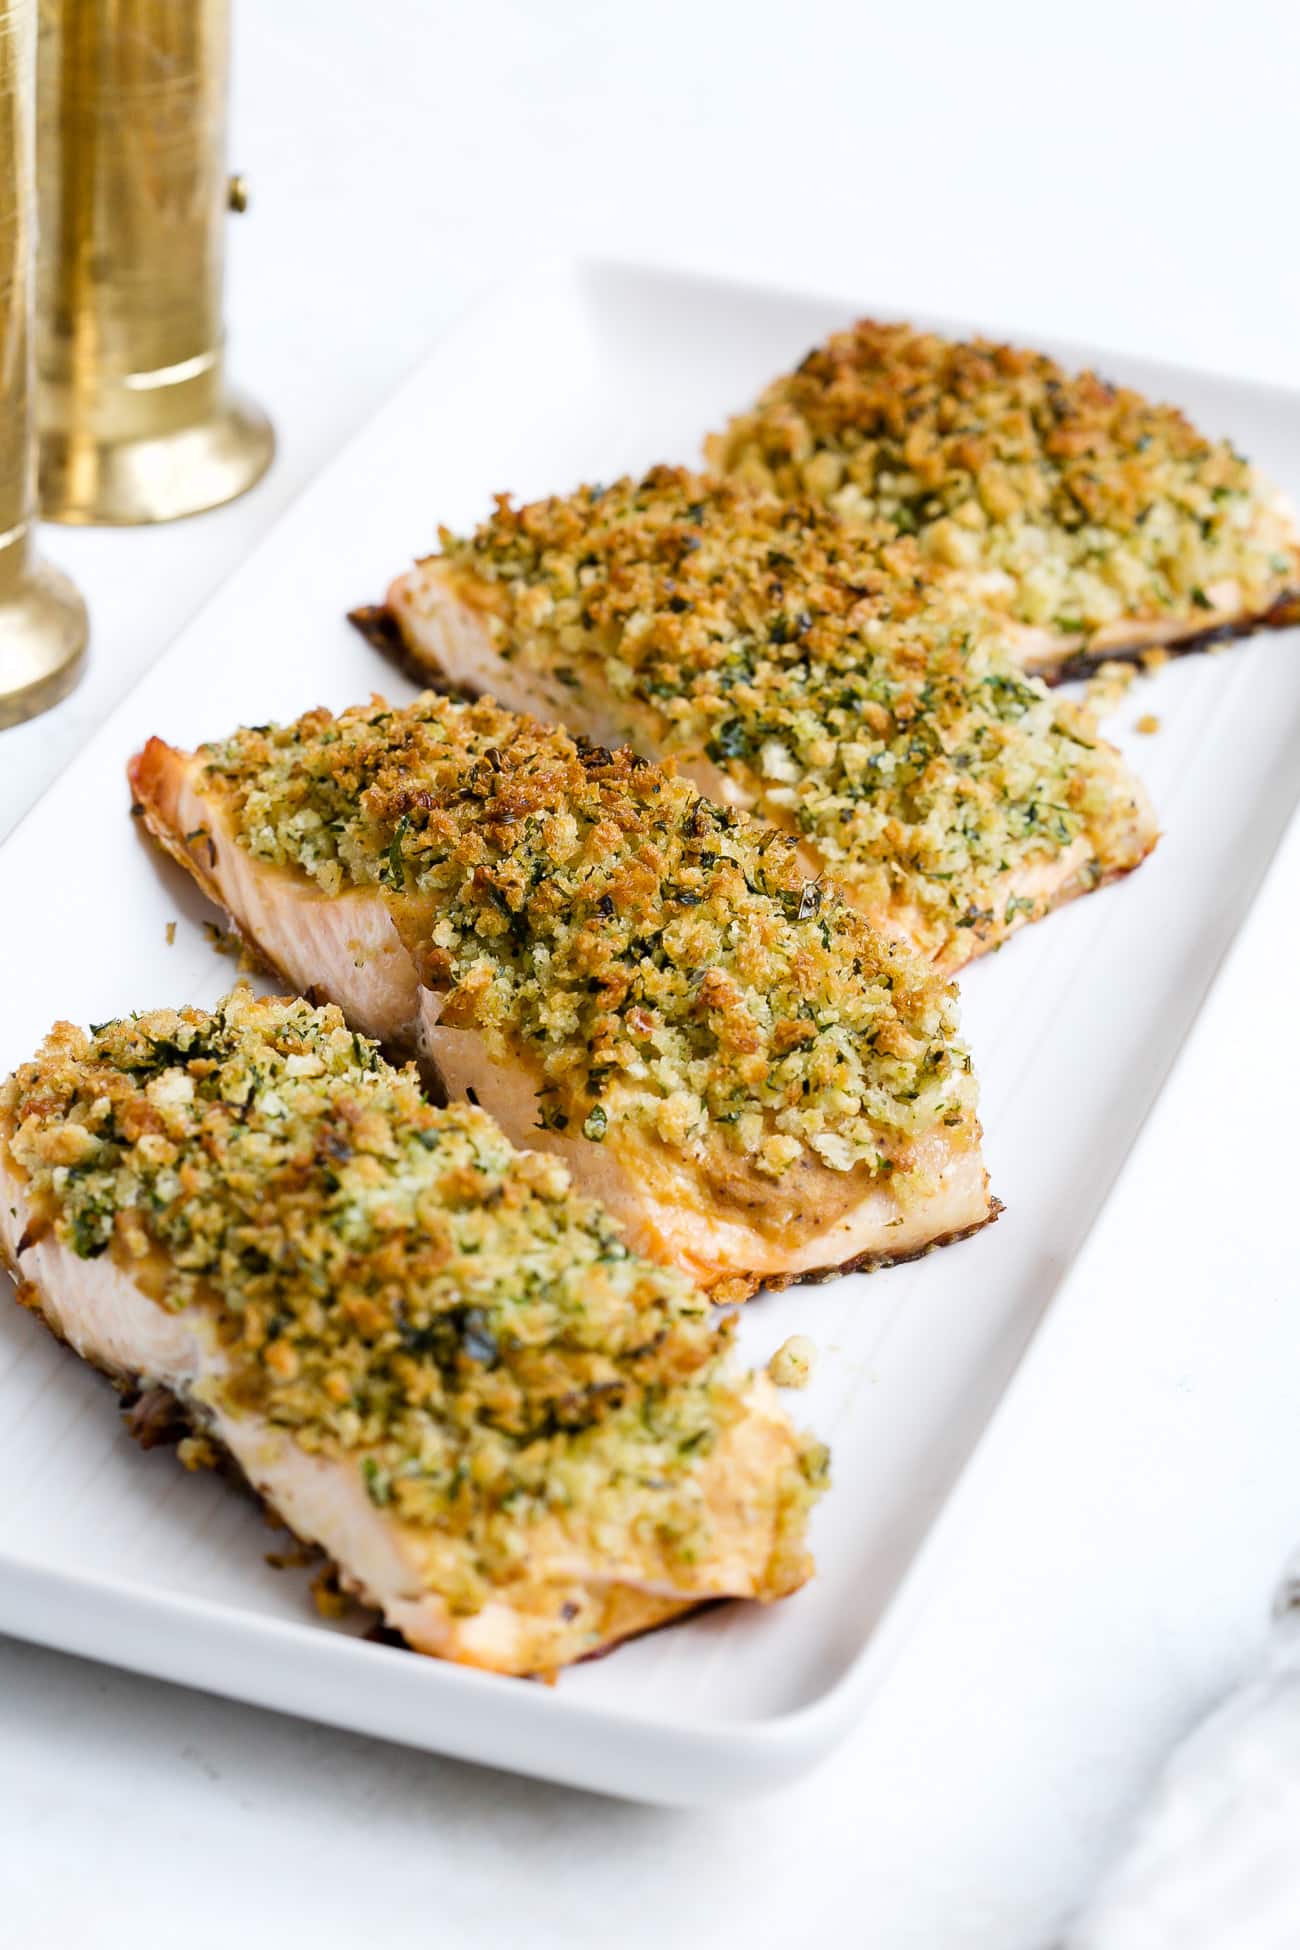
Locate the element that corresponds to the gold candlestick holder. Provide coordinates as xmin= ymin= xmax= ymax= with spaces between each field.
xmin=0 ymin=0 xmax=86 ymax=728
xmin=35 ymin=0 xmax=273 ymax=526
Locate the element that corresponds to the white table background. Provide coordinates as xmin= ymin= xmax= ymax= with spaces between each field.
xmin=3 ymin=2 xmax=1299 ymax=1943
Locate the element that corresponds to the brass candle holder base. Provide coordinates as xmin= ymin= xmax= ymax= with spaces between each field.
xmin=36 ymin=0 xmax=275 ymax=529
xmin=0 ymin=547 xmax=88 ymax=729
xmin=40 ymin=385 xmax=274 ymax=527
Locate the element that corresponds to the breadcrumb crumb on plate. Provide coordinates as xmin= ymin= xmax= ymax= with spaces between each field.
xmin=768 ymin=1335 xmax=816 ymax=1389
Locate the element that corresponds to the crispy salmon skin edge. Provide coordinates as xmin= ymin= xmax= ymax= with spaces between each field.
xmin=751 ymin=1195 xmax=1003 ymax=1294
xmin=348 ymin=602 xmax=475 ymax=695
xmin=1038 ymin=588 xmax=1300 ymax=685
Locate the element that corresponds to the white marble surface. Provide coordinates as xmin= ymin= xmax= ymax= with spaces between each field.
xmin=2 ymin=2 xmax=1298 ymax=1943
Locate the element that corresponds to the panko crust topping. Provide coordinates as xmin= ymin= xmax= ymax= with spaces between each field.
xmin=433 ymin=468 xmax=1153 ymax=962
xmin=1 ymin=990 xmax=825 ymax=1611
xmin=196 ymin=694 xmax=980 ymax=1188
xmin=707 ymin=322 xmax=1300 ymax=639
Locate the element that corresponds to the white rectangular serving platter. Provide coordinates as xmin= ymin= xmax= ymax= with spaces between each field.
xmin=1 ymin=258 xmax=1298 ymax=1805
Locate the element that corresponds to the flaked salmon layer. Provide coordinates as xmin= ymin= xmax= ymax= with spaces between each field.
xmin=369 ymin=476 xmax=1160 ymax=977
xmin=1 ymin=996 xmax=824 ymax=1675
xmin=128 ymin=705 xmax=996 ymax=1298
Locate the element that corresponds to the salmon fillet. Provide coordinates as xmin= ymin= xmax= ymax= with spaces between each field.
xmin=128 ymin=694 xmax=996 ymax=1299
xmin=706 ymin=320 xmax=1300 ymax=679
xmin=0 ymin=990 xmax=827 ymax=1675
xmin=375 ymin=469 xmax=1158 ymax=971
